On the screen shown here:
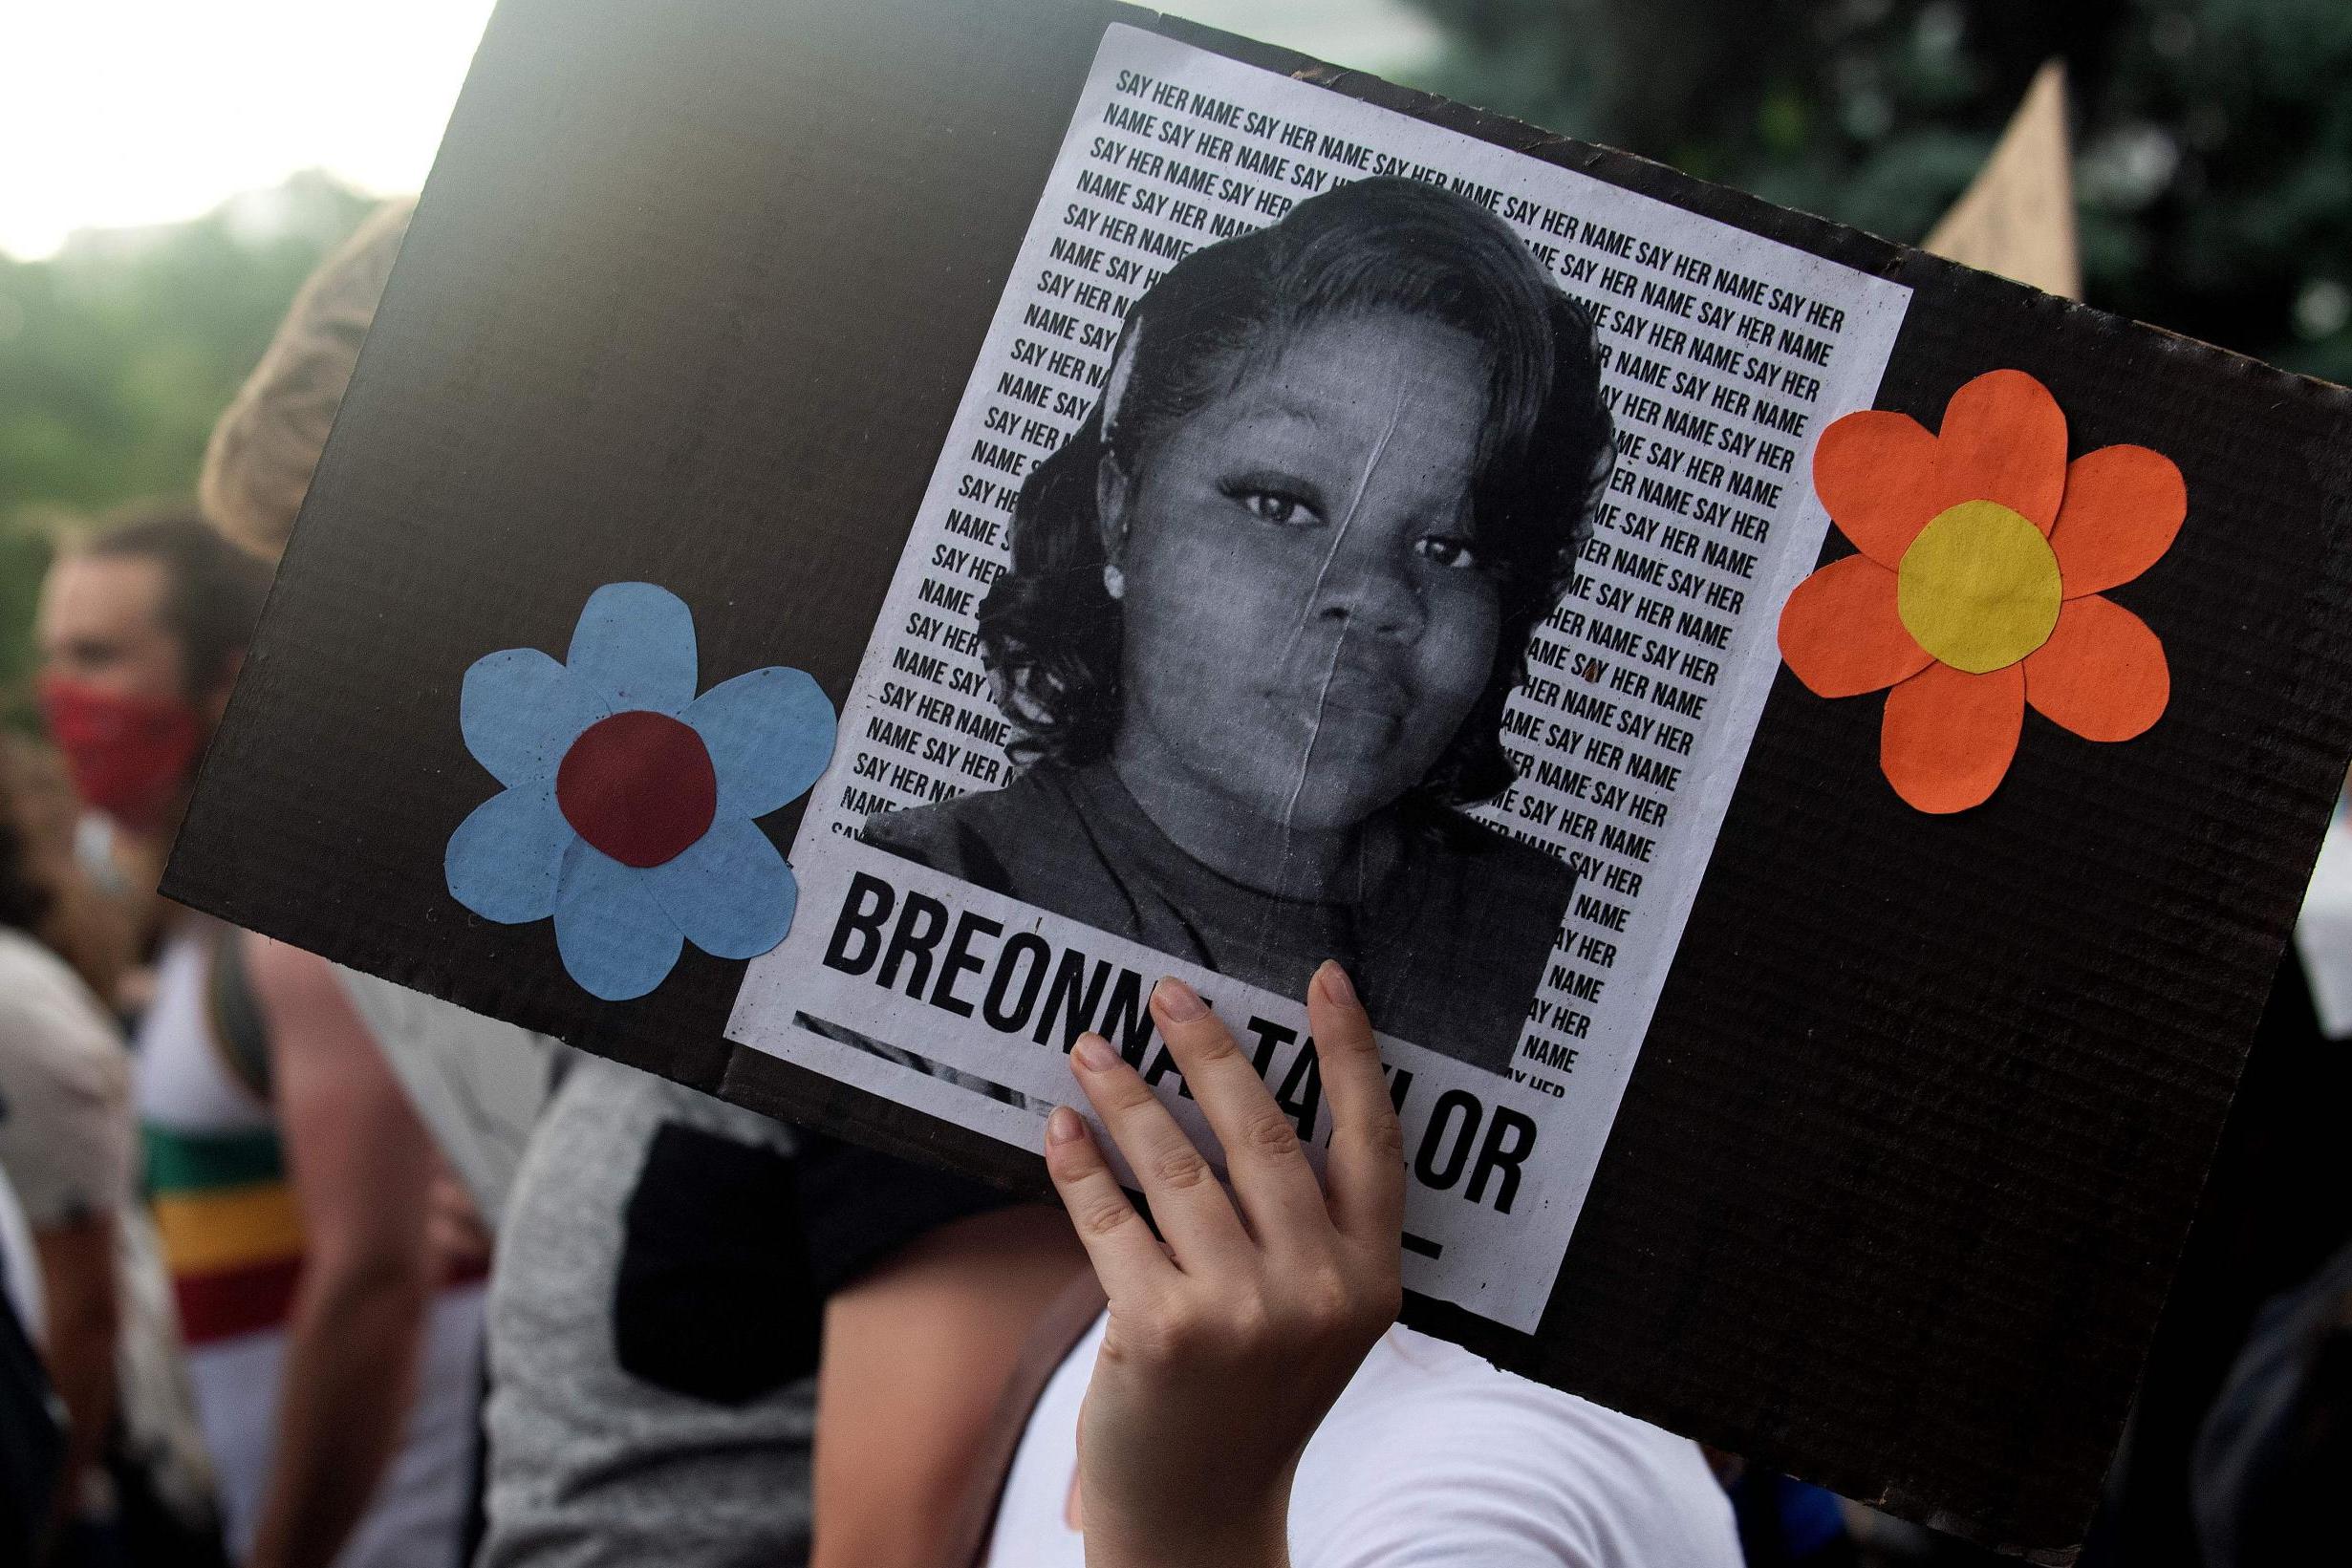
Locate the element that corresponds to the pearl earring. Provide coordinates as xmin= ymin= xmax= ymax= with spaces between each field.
xmin=1101 ymin=563 xmax=1126 ymax=600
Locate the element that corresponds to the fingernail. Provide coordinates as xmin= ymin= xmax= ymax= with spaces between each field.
xmin=1317 ymin=960 xmax=1357 ymax=1006
xmin=1073 ymin=1033 xmax=1118 ymax=1072
xmin=1047 ymin=1106 xmax=1086 ymax=1145
xmin=1154 ymin=977 xmax=1207 ymax=1020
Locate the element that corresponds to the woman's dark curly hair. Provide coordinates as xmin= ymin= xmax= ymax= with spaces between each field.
xmin=979 ymin=175 xmax=1613 ymax=809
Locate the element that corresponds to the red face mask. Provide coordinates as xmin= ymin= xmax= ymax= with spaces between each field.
xmin=36 ymin=676 xmax=207 ymax=833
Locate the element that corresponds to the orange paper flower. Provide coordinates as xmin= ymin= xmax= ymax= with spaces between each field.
xmin=1778 ymin=369 xmax=2181 ymax=813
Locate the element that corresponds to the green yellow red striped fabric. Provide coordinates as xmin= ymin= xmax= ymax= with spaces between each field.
xmin=144 ymin=1124 xmax=304 ymax=1344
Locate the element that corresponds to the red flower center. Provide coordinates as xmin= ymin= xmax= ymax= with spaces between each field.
xmin=555 ymin=711 xmax=717 ymax=869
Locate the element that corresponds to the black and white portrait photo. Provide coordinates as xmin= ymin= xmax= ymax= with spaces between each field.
xmin=864 ymin=176 xmax=1613 ymax=1074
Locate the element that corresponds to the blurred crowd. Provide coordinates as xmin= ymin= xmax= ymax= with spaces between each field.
xmin=3 ymin=50 xmax=2350 ymax=1568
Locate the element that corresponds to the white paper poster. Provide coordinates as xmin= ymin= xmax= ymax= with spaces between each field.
xmin=730 ymin=23 xmax=1910 ymax=1329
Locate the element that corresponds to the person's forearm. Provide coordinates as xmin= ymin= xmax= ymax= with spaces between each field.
xmin=1086 ymin=1498 xmax=1290 ymax=1568
xmin=246 ymin=1259 xmax=430 ymax=1568
xmin=40 ymin=1298 xmax=119 ymax=1544
xmin=809 ymin=1204 xmax=1089 ymax=1568
xmin=34 ymin=1221 xmax=120 ymax=1542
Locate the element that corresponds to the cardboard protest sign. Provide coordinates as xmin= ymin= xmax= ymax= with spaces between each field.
xmin=163 ymin=0 xmax=2352 ymax=1554
xmin=1923 ymin=60 xmax=2082 ymax=301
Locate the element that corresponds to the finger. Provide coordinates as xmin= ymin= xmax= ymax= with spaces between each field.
xmin=1068 ymin=1031 xmax=1254 ymax=1266
xmin=1044 ymin=1104 xmax=1178 ymax=1301
xmin=1306 ymin=961 xmax=1406 ymax=1247
xmin=1149 ymin=977 xmax=1330 ymax=1242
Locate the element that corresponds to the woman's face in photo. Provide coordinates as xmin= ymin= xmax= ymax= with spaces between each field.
xmin=1102 ymin=310 xmax=1501 ymax=836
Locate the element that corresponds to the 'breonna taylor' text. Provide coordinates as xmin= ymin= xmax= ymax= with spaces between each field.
xmin=823 ymin=870 xmax=1539 ymax=1215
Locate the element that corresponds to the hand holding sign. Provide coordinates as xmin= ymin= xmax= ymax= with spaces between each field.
xmin=1045 ymin=964 xmax=1403 ymax=1568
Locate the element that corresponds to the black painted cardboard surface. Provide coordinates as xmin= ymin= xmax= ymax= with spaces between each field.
xmin=164 ymin=0 xmax=2352 ymax=1553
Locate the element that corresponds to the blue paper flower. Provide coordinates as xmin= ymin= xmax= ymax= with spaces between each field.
xmin=444 ymin=582 xmax=836 ymax=1000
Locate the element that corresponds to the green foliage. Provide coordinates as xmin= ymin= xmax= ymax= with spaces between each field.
xmin=1402 ymin=0 xmax=2352 ymax=379
xmin=0 ymin=170 xmax=376 ymax=710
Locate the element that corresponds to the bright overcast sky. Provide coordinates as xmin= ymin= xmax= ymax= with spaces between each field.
xmin=0 ymin=0 xmax=1443 ymax=262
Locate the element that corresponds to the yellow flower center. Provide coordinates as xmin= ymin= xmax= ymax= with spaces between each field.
xmin=1895 ymin=500 xmax=2063 ymax=674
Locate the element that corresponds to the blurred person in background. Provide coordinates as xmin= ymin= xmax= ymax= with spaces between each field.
xmin=0 ymin=742 xmax=132 ymax=1563
xmin=33 ymin=506 xmax=483 ymax=1568
xmin=0 ymin=736 xmax=222 ymax=1568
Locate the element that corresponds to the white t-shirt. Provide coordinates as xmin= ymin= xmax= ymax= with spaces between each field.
xmin=986 ymin=1313 xmax=1744 ymax=1567
xmin=0 ymin=927 xmax=133 ymax=1230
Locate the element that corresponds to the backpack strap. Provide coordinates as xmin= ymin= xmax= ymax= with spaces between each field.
xmin=939 ymin=1270 xmax=1109 ymax=1568
xmin=205 ymin=928 xmax=274 ymax=1105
